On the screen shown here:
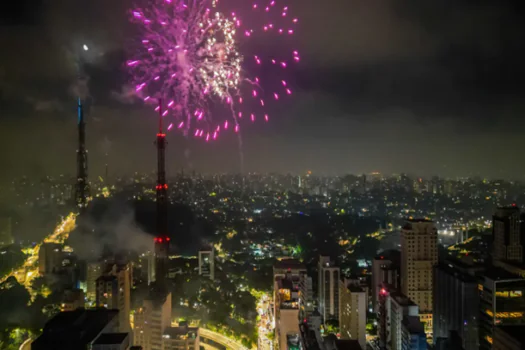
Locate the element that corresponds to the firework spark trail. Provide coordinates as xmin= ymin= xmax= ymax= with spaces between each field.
xmin=128 ymin=0 xmax=299 ymax=142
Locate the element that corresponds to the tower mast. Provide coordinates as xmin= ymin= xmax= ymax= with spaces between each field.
xmin=154 ymin=99 xmax=170 ymax=284
xmin=75 ymin=98 xmax=89 ymax=209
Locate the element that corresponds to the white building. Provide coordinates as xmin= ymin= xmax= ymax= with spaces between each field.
xmin=198 ymin=249 xmax=215 ymax=280
xmin=318 ymin=256 xmax=340 ymax=322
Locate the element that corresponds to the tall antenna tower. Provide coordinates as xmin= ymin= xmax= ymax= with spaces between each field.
xmin=75 ymin=98 xmax=90 ymax=209
xmin=154 ymin=100 xmax=170 ymax=284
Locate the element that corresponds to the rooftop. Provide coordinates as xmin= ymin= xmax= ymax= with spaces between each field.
xmin=483 ymin=265 xmax=523 ymax=282
xmin=164 ymin=326 xmax=199 ymax=339
xmin=274 ymin=259 xmax=306 ymax=270
xmin=32 ymin=308 xmax=119 ymax=350
xmin=390 ymin=291 xmax=416 ymax=307
xmin=436 ymin=262 xmax=479 ymax=283
xmin=93 ymin=333 xmax=129 ymax=345
xmin=494 ymin=207 xmax=520 ymax=217
xmin=299 ymin=322 xmax=321 ymax=350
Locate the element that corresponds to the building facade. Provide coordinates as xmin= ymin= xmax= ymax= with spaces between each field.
xmin=133 ymin=291 xmax=172 ymax=350
xmin=163 ymin=324 xmax=200 ymax=350
xmin=96 ymin=263 xmax=132 ymax=332
xmin=318 ymin=256 xmax=340 ymax=323
xmin=479 ymin=267 xmax=525 ymax=349
xmin=299 ymin=272 xmax=314 ymax=319
xmin=61 ymin=288 xmax=85 ymax=312
xmin=372 ymin=251 xmax=400 ymax=313
xmin=493 ymin=207 xmax=524 ymax=263
xmin=339 ymin=282 xmax=366 ymax=349
xmin=275 ymin=272 xmax=301 ymax=350
xmin=401 ymin=316 xmax=427 ymax=350
xmin=92 ymin=333 xmax=130 ymax=350
xmin=38 ymin=243 xmax=63 ymax=275
xmin=433 ymin=261 xmax=480 ymax=350
xmin=401 ymin=219 xmax=437 ymax=335
xmin=32 ymin=309 xmax=120 ymax=350
xmin=390 ymin=292 xmax=420 ymax=350
xmin=198 ymin=249 xmax=215 ymax=280
xmin=87 ymin=261 xmax=103 ymax=303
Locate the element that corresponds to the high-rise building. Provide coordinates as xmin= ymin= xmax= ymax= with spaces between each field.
xmin=86 ymin=261 xmax=103 ymax=303
xmin=401 ymin=219 xmax=437 ymax=335
xmin=492 ymin=207 xmax=524 ymax=263
xmin=479 ymin=266 xmax=525 ymax=349
xmin=390 ymin=291 xmax=421 ymax=350
xmin=133 ymin=290 xmax=172 ymax=350
xmin=198 ymin=249 xmax=214 ymax=280
xmin=96 ymin=263 xmax=132 ymax=332
xmin=299 ymin=272 xmax=314 ymax=319
xmin=377 ymin=285 xmax=392 ymax=349
xmin=299 ymin=312 xmax=325 ymax=350
xmin=339 ymin=282 xmax=366 ymax=349
xmin=97 ymin=275 xmax=119 ymax=307
xmin=433 ymin=260 xmax=481 ymax=350
xmin=372 ymin=250 xmax=400 ymax=313
xmin=38 ymin=243 xmax=63 ymax=275
xmin=32 ymin=309 xmax=120 ymax=350
xmin=377 ymin=284 xmax=425 ymax=350
xmin=274 ymin=258 xmax=307 ymax=279
xmin=318 ymin=256 xmax=340 ymax=323
xmin=275 ymin=271 xmax=301 ymax=350
xmin=139 ymin=251 xmax=156 ymax=286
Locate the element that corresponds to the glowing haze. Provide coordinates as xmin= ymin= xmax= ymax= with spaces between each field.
xmin=127 ymin=0 xmax=299 ymax=141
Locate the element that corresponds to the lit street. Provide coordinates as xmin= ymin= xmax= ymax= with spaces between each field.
xmin=0 ymin=213 xmax=77 ymax=299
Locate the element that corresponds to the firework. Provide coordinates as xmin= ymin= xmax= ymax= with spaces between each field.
xmin=128 ymin=0 xmax=299 ymax=140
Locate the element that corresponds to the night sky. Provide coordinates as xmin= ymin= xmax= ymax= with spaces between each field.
xmin=1 ymin=0 xmax=525 ymax=180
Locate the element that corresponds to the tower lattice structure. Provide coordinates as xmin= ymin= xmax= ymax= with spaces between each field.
xmin=75 ymin=98 xmax=90 ymax=209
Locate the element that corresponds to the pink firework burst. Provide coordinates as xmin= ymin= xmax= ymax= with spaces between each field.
xmin=128 ymin=0 xmax=299 ymax=141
